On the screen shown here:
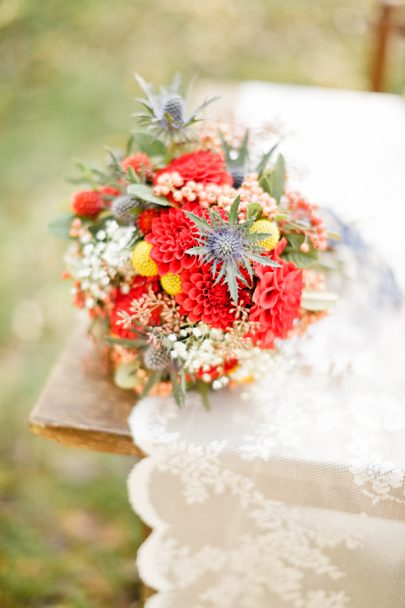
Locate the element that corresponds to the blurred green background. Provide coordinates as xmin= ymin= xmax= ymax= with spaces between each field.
xmin=0 ymin=1 xmax=404 ymax=606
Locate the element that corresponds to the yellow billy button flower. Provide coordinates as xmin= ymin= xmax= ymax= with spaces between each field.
xmin=160 ymin=272 xmax=182 ymax=296
xmin=249 ymin=219 xmax=280 ymax=251
xmin=131 ymin=240 xmax=158 ymax=276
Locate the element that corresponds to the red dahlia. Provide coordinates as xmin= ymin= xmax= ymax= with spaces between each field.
xmin=71 ymin=190 xmax=103 ymax=217
xmin=122 ymin=153 xmax=153 ymax=175
xmin=100 ymin=185 xmax=121 ymax=200
xmin=176 ymin=264 xmax=244 ymax=330
xmin=154 ymin=151 xmax=232 ymax=186
xmin=137 ymin=208 xmax=160 ymax=234
xmin=249 ymin=245 xmax=303 ymax=348
xmin=110 ymin=277 xmax=160 ymax=338
xmin=146 ymin=204 xmax=199 ymax=275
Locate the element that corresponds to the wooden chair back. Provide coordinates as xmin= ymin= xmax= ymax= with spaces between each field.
xmin=371 ymin=1 xmax=405 ymax=91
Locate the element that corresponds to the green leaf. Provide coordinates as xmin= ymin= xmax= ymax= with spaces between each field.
xmin=48 ymin=213 xmax=75 ymax=239
xmin=184 ymin=211 xmax=211 ymax=233
xmin=256 ymin=142 xmax=279 ymax=177
xmin=247 ymin=231 xmax=277 ymax=243
xmin=114 ymin=362 xmax=139 ymax=390
xmin=246 ymin=202 xmax=263 ymax=220
xmin=282 ymin=248 xmax=319 ymax=267
xmin=218 ymin=130 xmax=233 ymax=165
xmin=186 ymin=245 xmax=209 ymax=256
xmin=259 ymin=174 xmax=271 ymax=195
xmin=228 ymin=195 xmax=241 ymax=225
xmin=269 ymin=154 xmax=286 ymax=203
xmin=191 ymin=96 xmax=220 ymax=120
xmin=140 ymin=371 xmax=162 ymax=400
xmin=283 ymin=233 xmax=319 ymax=267
xmin=126 ymin=166 xmax=139 ymax=184
xmin=196 ymin=380 xmax=211 ymax=410
xmin=286 ymin=233 xmax=305 ymax=249
xmin=135 ymin=132 xmax=166 ymax=156
xmin=126 ymin=134 xmax=135 ymax=156
xmin=225 ymin=268 xmax=239 ymax=303
xmin=248 ymin=252 xmax=280 ymax=267
xmin=237 ymin=130 xmax=250 ymax=166
xmin=170 ymin=368 xmax=186 ymax=407
xmin=105 ymin=147 xmax=125 ymax=177
xmin=105 ymin=336 xmax=145 ymax=348
xmin=127 ymin=184 xmax=172 ymax=206
xmin=301 ymin=289 xmax=338 ymax=311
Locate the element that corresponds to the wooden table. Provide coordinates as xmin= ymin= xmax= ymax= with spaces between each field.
xmin=30 ymin=323 xmax=143 ymax=457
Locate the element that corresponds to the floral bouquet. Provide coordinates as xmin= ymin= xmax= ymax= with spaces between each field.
xmin=51 ymin=76 xmax=339 ymax=406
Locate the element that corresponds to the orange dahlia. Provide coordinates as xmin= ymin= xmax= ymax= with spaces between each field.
xmin=249 ymin=248 xmax=303 ymax=348
xmin=146 ymin=204 xmax=199 ymax=275
xmin=176 ymin=264 xmax=245 ymax=330
xmin=121 ymin=153 xmax=153 ymax=176
xmin=154 ymin=151 xmax=232 ymax=187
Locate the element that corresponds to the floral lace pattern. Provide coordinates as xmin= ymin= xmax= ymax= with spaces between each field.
xmin=128 ymin=266 xmax=405 ymax=607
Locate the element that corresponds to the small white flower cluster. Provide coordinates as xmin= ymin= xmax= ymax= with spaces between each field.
xmin=164 ymin=323 xmax=275 ymax=390
xmin=66 ymin=220 xmax=136 ymax=308
xmin=230 ymin=347 xmax=277 ymax=384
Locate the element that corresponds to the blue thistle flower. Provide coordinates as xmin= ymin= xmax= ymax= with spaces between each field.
xmin=134 ymin=74 xmax=218 ymax=142
xmin=186 ymin=196 xmax=280 ymax=303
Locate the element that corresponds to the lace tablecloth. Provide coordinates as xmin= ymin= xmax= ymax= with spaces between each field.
xmin=127 ymin=83 xmax=405 ymax=607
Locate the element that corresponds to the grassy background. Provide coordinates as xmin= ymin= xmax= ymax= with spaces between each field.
xmin=0 ymin=1 xmax=404 ymax=606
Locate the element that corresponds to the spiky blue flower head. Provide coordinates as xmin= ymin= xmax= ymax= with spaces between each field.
xmin=186 ymin=196 xmax=280 ymax=303
xmin=134 ymin=74 xmax=218 ymax=142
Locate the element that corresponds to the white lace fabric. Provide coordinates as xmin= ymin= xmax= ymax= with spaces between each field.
xmin=127 ymin=302 xmax=405 ymax=607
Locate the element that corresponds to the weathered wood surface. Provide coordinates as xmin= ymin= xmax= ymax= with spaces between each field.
xmin=30 ymin=323 xmax=143 ymax=457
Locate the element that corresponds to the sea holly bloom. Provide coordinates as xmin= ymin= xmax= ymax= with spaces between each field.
xmin=185 ymin=196 xmax=280 ymax=303
xmin=134 ymin=74 xmax=218 ymax=142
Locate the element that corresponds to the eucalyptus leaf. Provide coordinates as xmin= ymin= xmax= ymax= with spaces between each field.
xmin=301 ymin=289 xmax=338 ymax=311
xmin=114 ymin=362 xmax=139 ymax=390
xmin=269 ymin=154 xmax=285 ymax=203
xmin=246 ymin=202 xmax=263 ymax=220
xmin=228 ymin=195 xmax=241 ymax=224
xmin=140 ymin=371 xmax=162 ymax=400
xmin=282 ymin=248 xmax=319 ymax=267
xmin=127 ymin=184 xmax=172 ymax=206
xmin=196 ymin=380 xmax=211 ymax=410
xmin=48 ymin=213 xmax=75 ymax=239
xmin=170 ymin=368 xmax=186 ymax=407
xmin=126 ymin=165 xmax=139 ymax=184
xmin=259 ymin=174 xmax=271 ymax=195
xmin=105 ymin=336 xmax=146 ymax=349
xmin=135 ymin=132 xmax=166 ymax=156
xmin=256 ymin=142 xmax=279 ymax=177
xmin=238 ymin=130 xmax=250 ymax=166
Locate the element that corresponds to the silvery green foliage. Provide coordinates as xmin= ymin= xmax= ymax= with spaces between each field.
xmin=186 ymin=196 xmax=280 ymax=303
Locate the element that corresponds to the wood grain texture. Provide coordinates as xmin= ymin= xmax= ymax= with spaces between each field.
xmin=30 ymin=322 xmax=144 ymax=457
